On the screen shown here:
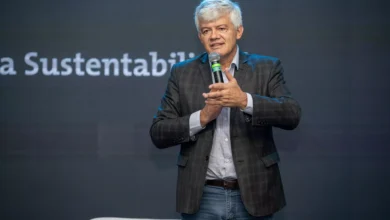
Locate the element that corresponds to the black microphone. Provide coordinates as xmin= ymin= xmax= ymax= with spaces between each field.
xmin=209 ymin=52 xmax=224 ymax=83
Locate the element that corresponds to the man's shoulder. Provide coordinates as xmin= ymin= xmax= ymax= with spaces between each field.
xmin=243 ymin=52 xmax=280 ymax=65
xmin=173 ymin=53 xmax=206 ymax=70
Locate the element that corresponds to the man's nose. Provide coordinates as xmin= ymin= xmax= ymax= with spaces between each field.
xmin=210 ymin=29 xmax=219 ymax=40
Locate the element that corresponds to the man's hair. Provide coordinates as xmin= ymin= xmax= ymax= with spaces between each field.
xmin=194 ymin=0 xmax=243 ymax=32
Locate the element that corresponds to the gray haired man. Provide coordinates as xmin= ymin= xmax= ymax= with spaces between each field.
xmin=150 ymin=0 xmax=301 ymax=219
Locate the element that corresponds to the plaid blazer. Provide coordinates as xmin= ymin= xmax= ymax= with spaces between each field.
xmin=150 ymin=50 xmax=301 ymax=216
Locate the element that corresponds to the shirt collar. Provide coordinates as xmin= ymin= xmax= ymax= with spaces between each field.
xmin=231 ymin=45 xmax=239 ymax=70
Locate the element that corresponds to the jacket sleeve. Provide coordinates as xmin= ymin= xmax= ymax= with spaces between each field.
xmin=149 ymin=64 xmax=193 ymax=149
xmin=250 ymin=59 xmax=301 ymax=130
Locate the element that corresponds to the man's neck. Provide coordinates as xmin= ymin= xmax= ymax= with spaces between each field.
xmin=220 ymin=46 xmax=237 ymax=70
xmin=220 ymin=59 xmax=233 ymax=70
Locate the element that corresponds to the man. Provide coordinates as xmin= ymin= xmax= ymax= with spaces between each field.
xmin=150 ymin=0 xmax=301 ymax=219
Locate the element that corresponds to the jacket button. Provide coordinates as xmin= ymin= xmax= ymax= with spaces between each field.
xmin=190 ymin=135 xmax=196 ymax=141
xmin=205 ymin=156 xmax=209 ymax=161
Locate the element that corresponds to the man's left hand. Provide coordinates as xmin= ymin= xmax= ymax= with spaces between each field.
xmin=202 ymin=68 xmax=247 ymax=109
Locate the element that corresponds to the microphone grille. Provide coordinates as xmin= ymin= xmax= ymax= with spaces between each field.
xmin=209 ymin=52 xmax=220 ymax=62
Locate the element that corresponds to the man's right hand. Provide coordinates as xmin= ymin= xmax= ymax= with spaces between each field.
xmin=200 ymin=90 xmax=223 ymax=127
xmin=200 ymin=104 xmax=222 ymax=127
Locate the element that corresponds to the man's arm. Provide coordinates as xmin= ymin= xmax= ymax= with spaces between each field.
xmin=250 ymin=59 xmax=301 ymax=130
xmin=149 ymin=65 xmax=192 ymax=149
xmin=150 ymin=64 xmax=223 ymax=149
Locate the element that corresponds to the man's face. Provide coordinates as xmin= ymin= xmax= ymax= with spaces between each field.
xmin=198 ymin=14 xmax=243 ymax=61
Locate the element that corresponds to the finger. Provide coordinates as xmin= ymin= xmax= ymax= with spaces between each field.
xmin=209 ymin=83 xmax=226 ymax=90
xmin=206 ymin=91 xmax=223 ymax=98
xmin=206 ymin=99 xmax=236 ymax=107
xmin=203 ymin=92 xmax=218 ymax=99
xmin=224 ymin=68 xmax=234 ymax=81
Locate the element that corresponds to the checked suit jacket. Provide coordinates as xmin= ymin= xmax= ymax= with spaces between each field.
xmin=150 ymin=50 xmax=301 ymax=217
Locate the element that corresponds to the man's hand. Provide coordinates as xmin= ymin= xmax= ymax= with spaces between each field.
xmin=200 ymin=102 xmax=222 ymax=127
xmin=202 ymin=68 xmax=247 ymax=109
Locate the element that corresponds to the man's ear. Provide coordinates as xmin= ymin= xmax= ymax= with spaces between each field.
xmin=236 ymin=26 xmax=244 ymax=40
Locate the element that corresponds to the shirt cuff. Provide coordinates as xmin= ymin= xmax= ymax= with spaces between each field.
xmin=189 ymin=110 xmax=206 ymax=136
xmin=240 ymin=93 xmax=253 ymax=115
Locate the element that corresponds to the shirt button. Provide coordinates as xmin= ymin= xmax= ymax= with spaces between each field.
xmin=225 ymin=138 xmax=228 ymax=142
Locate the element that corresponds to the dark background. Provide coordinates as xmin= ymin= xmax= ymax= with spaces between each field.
xmin=1 ymin=0 xmax=390 ymax=219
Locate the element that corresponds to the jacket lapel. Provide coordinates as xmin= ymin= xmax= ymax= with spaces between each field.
xmin=235 ymin=50 xmax=250 ymax=89
xmin=199 ymin=53 xmax=213 ymax=91
xmin=198 ymin=53 xmax=216 ymax=132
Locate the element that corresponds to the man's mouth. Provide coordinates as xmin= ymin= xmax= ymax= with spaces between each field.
xmin=210 ymin=43 xmax=224 ymax=49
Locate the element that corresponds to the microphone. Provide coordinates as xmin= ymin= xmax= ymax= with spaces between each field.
xmin=209 ymin=52 xmax=224 ymax=83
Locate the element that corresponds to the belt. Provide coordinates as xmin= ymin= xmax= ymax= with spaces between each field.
xmin=205 ymin=179 xmax=239 ymax=190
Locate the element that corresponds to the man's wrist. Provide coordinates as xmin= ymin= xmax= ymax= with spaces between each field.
xmin=240 ymin=92 xmax=248 ymax=110
xmin=200 ymin=109 xmax=208 ymax=127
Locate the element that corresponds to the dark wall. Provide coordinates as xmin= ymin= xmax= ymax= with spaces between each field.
xmin=1 ymin=0 xmax=389 ymax=219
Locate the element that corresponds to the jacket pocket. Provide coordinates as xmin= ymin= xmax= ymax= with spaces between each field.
xmin=177 ymin=154 xmax=189 ymax=167
xmin=261 ymin=151 xmax=280 ymax=167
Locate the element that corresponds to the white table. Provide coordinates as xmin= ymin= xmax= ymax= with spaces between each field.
xmin=91 ymin=218 xmax=179 ymax=220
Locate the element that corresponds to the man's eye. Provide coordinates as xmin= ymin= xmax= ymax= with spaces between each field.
xmin=202 ymin=30 xmax=209 ymax=34
xmin=219 ymin=27 xmax=227 ymax=32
